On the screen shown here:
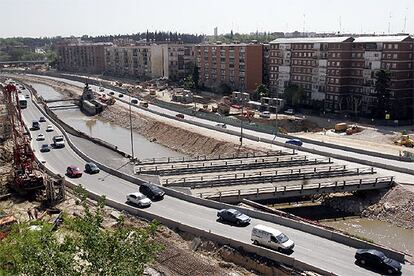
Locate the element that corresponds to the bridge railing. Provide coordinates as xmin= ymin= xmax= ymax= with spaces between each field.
xmin=198 ymin=176 xmax=394 ymax=199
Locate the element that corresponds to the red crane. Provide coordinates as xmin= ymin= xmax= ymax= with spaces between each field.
xmin=2 ymin=83 xmax=43 ymax=191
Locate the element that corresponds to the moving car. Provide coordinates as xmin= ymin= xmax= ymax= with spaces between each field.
xmin=215 ymin=123 xmax=227 ymax=129
xmin=260 ymin=111 xmax=271 ymax=118
xmin=251 ymin=224 xmax=294 ymax=252
xmin=131 ymin=99 xmax=138 ymax=104
xmin=284 ymin=108 xmax=295 ymax=115
xmin=36 ymin=134 xmax=45 ymax=141
xmin=46 ymin=125 xmax=54 ymax=132
xmin=66 ymin=166 xmax=82 ymax=178
xmin=139 ymin=183 xmax=165 ymax=200
xmin=176 ymin=113 xmax=184 ymax=119
xmin=52 ymin=135 xmax=65 ymax=148
xmin=285 ymin=139 xmax=303 ymax=146
xmin=99 ymin=87 xmax=105 ymax=92
xmin=40 ymin=144 xmax=50 ymax=152
xmin=84 ymin=162 xmax=100 ymax=174
xmin=355 ymin=249 xmax=402 ymax=274
xmin=25 ymin=94 xmax=30 ymax=99
xmin=39 ymin=116 xmax=46 ymax=122
xmin=217 ymin=209 xmax=251 ymax=225
xmin=32 ymin=121 xmax=40 ymax=130
xmin=118 ymin=93 xmax=124 ymax=98
xmin=126 ymin=192 xmax=152 ymax=207
xmin=109 ymin=91 xmax=115 ymax=95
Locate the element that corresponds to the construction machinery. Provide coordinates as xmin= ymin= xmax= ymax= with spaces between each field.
xmin=2 ymin=83 xmax=43 ymax=191
xmin=394 ymin=135 xmax=414 ymax=148
xmin=98 ymin=94 xmax=116 ymax=105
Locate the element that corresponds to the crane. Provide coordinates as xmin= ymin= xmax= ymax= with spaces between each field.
xmin=2 ymin=83 xmax=43 ymax=191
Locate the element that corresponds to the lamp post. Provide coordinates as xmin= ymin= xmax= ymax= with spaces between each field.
xmin=240 ymin=102 xmax=244 ymax=146
xmin=128 ymin=88 xmax=135 ymax=162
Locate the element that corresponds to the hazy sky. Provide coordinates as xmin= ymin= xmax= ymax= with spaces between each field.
xmin=0 ymin=0 xmax=412 ymax=38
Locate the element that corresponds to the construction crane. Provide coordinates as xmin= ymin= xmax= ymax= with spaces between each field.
xmin=2 ymin=83 xmax=43 ymax=191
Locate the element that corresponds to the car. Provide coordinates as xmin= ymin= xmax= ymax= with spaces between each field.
xmin=31 ymin=121 xmax=40 ymax=130
xmin=355 ymin=249 xmax=402 ymax=274
xmin=217 ymin=209 xmax=251 ymax=225
xmin=131 ymin=99 xmax=138 ymax=104
xmin=109 ymin=91 xmax=115 ymax=95
xmin=66 ymin=166 xmax=82 ymax=178
xmin=52 ymin=135 xmax=65 ymax=148
xmin=285 ymin=139 xmax=303 ymax=146
xmin=36 ymin=134 xmax=45 ymax=141
xmin=118 ymin=93 xmax=124 ymax=98
xmin=85 ymin=162 xmax=100 ymax=174
xmin=260 ymin=111 xmax=271 ymax=118
xmin=126 ymin=192 xmax=152 ymax=207
xmin=284 ymin=108 xmax=295 ymax=115
xmin=39 ymin=144 xmax=50 ymax=152
xmin=46 ymin=125 xmax=54 ymax=132
xmin=39 ymin=116 xmax=46 ymax=122
xmin=176 ymin=113 xmax=184 ymax=119
xmin=99 ymin=87 xmax=105 ymax=92
xmin=25 ymin=94 xmax=30 ymax=99
xmin=215 ymin=123 xmax=227 ymax=129
xmin=139 ymin=183 xmax=165 ymax=200
xmin=251 ymin=224 xmax=295 ymax=252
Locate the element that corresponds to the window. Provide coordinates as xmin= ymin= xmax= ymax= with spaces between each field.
xmin=394 ymin=44 xmax=398 ymax=49
xmin=393 ymin=54 xmax=397 ymax=59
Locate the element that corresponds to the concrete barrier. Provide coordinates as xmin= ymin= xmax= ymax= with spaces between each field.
xmin=26 ymin=81 xmax=406 ymax=263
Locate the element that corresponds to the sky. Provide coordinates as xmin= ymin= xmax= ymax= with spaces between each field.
xmin=0 ymin=0 xmax=412 ymax=38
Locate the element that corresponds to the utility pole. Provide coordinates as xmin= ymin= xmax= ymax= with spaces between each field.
xmin=240 ymin=104 xmax=244 ymax=146
xmin=128 ymin=89 xmax=135 ymax=162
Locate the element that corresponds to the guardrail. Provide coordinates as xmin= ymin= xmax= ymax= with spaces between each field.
xmin=24 ymin=77 xmax=406 ymax=264
xmin=163 ymin=166 xmax=376 ymax=188
xmin=198 ymin=176 xmax=394 ymax=200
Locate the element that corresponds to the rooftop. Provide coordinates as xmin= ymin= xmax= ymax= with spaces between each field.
xmin=353 ymin=35 xmax=412 ymax=43
xmin=270 ymin=37 xmax=353 ymax=44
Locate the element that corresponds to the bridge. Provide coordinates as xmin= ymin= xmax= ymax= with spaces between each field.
xmin=0 ymin=60 xmax=49 ymax=67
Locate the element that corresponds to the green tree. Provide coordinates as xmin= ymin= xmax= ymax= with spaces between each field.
xmin=0 ymin=186 xmax=162 ymax=276
xmin=284 ymin=84 xmax=304 ymax=107
xmin=192 ymin=66 xmax=200 ymax=88
xmin=374 ymin=69 xmax=391 ymax=119
xmin=183 ymin=75 xmax=195 ymax=90
xmin=256 ymin=83 xmax=269 ymax=99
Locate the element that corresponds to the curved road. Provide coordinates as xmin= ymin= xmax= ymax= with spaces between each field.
xmin=17 ymin=83 xmax=413 ymax=275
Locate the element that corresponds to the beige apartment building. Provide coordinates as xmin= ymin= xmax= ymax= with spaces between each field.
xmin=269 ymin=35 xmax=414 ymax=120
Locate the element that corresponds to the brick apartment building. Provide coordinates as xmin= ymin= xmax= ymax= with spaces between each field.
xmin=104 ymin=44 xmax=195 ymax=81
xmin=269 ymin=35 xmax=414 ymax=120
xmin=195 ymin=43 xmax=263 ymax=93
xmin=57 ymin=42 xmax=110 ymax=74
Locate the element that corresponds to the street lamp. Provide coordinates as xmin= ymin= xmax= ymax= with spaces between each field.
xmin=240 ymin=103 xmax=244 ymax=146
xmin=127 ymin=88 xmax=135 ymax=162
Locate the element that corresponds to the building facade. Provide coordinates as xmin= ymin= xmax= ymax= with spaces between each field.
xmin=269 ymin=36 xmax=414 ymax=120
xmin=195 ymin=43 xmax=263 ymax=93
xmin=57 ymin=43 xmax=109 ymax=73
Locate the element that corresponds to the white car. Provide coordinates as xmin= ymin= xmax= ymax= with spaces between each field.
xmin=126 ymin=192 xmax=152 ymax=207
xmin=36 ymin=134 xmax=45 ymax=141
xmin=46 ymin=125 xmax=54 ymax=132
xmin=260 ymin=111 xmax=271 ymax=118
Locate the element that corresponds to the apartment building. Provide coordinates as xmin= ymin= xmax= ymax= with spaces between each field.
xmin=195 ymin=43 xmax=263 ymax=93
xmin=57 ymin=43 xmax=110 ymax=73
xmin=269 ymin=35 xmax=414 ymax=120
xmin=166 ymin=44 xmax=195 ymax=81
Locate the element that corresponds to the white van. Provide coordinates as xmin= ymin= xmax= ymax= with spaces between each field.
xmin=251 ymin=224 xmax=294 ymax=252
xmin=260 ymin=111 xmax=271 ymax=118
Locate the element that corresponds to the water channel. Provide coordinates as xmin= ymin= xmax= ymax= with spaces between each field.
xmin=29 ymin=82 xmax=184 ymax=160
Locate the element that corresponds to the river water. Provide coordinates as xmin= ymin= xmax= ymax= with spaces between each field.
xmin=29 ymin=82 xmax=184 ymax=159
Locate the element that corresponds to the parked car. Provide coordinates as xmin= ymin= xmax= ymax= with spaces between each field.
xmin=284 ymin=109 xmax=295 ymax=115
xmin=99 ymin=87 xmax=105 ymax=92
xmin=355 ymin=249 xmax=402 ymax=274
xmin=260 ymin=111 xmax=271 ymax=118
xmin=131 ymin=99 xmax=138 ymax=104
xmin=176 ymin=113 xmax=184 ymax=119
xmin=46 ymin=125 xmax=54 ymax=132
xmin=139 ymin=183 xmax=165 ymax=200
xmin=52 ymin=135 xmax=65 ymax=148
xmin=215 ymin=123 xmax=227 ymax=129
xmin=31 ymin=121 xmax=40 ymax=130
xmin=84 ymin=162 xmax=100 ymax=174
xmin=285 ymin=139 xmax=303 ymax=146
xmin=118 ymin=93 xmax=124 ymax=98
xmin=39 ymin=116 xmax=46 ymax=122
xmin=36 ymin=134 xmax=45 ymax=141
xmin=251 ymin=224 xmax=294 ymax=252
xmin=66 ymin=166 xmax=82 ymax=178
xmin=40 ymin=144 xmax=50 ymax=152
xmin=126 ymin=192 xmax=152 ymax=207
xmin=217 ymin=209 xmax=251 ymax=225
xmin=109 ymin=91 xmax=115 ymax=95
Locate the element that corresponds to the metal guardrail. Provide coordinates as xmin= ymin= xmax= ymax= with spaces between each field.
xmin=136 ymin=150 xmax=293 ymax=165
xmin=135 ymin=156 xmax=333 ymax=176
xmin=198 ymin=176 xmax=394 ymax=200
xmin=164 ymin=166 xmax=376 ymax=188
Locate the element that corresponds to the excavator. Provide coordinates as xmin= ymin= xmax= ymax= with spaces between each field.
xmin=394 ymin=134 xmax=414 ymax=148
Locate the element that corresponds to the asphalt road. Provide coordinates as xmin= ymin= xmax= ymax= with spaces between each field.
xmin=18 ymin=85 xmax=414 ymax=275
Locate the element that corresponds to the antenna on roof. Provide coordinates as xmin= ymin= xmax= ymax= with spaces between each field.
xmin=338 ymin=16 xmax=342 ymax=34
xmin=388 ymin=12 xmax=392 ymax=34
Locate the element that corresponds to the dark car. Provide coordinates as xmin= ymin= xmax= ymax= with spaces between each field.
xmin=66 ymin=166 xmax=82 ymax=178
xmin=85 ymin=162 xmax=100 ymax=174
xmin=118 ymin=93 xmax=124 ymax=98
xmin=31 ymin=120 xmax=40 ymax=130
xmin=139 ymin=183 xmax=165 ymax=200
xmin=40 ymin=144 xmax=50 ymax=152
xmin=175 ymin=113 xmax=184 ymax=119
xmin=355 ymin=249 xmax=402 ymax=274
xmin=109 ymin=91 xmax=115 ymax=95
xmin=39 ymin=116 xmax=46 ymax=122
xmin=217 ymin=209 xmax=251 ymax=225
xmin=131 ymin=99 xmax=138 ymax=104
xmin=285 ymin=139 xmax=303 ymax=147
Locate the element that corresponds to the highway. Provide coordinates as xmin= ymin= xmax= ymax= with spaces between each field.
xmin=19 ymin=83 xmax=414 ymax=275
